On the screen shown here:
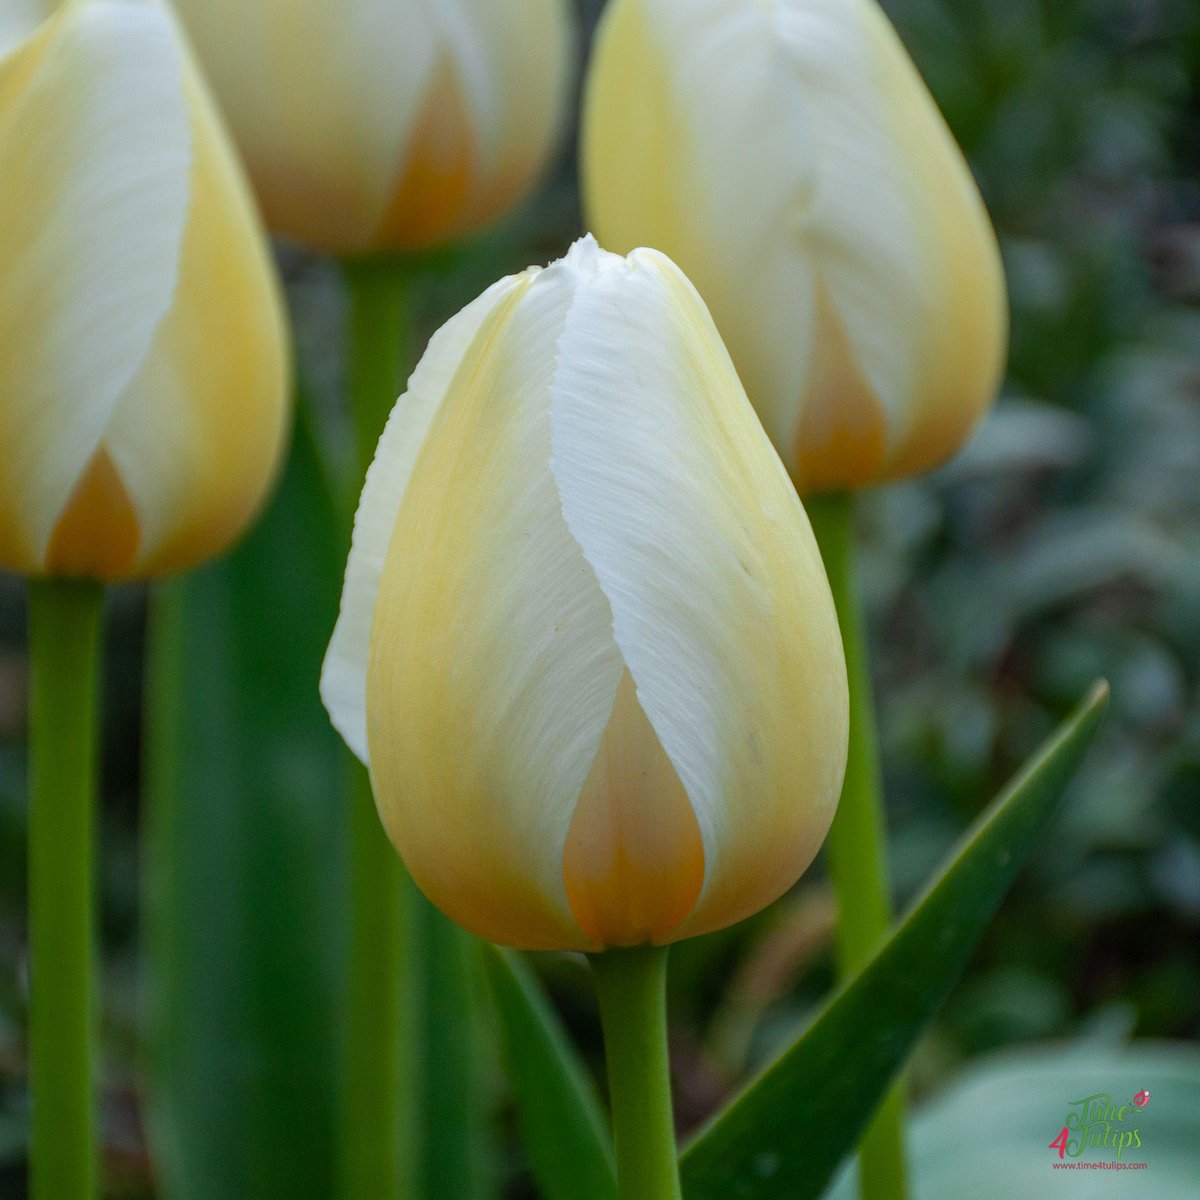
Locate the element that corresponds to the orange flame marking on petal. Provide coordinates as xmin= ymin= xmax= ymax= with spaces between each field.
xmin=372 ymin=57 xmax=477 ymax=252
xmin=45 ymin=446 xmax=139 ymax=579
xmin=563 ymin=669 xmax=705 ymax=948
xmin=792 ymin=282 xmax=889 ymax=493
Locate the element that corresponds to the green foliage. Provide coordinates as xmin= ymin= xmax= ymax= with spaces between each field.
xmin=482 ymin=946 xmax=617 ymax=1200
xmin=142 ymin=413 xmax=347 ymax=1199
xmin=680 ymin=685 xmax=1107 ymax=1200
xmin=825 ymin=1040 xmax=1200 ymax=1198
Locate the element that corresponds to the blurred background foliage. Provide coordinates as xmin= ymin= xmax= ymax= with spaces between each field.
xmin=1 ymin=0 xmax=1197 ymax=1195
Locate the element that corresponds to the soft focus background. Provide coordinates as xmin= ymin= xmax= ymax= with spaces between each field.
xmin=1 ymin=0 xmax=1198 ymax=1195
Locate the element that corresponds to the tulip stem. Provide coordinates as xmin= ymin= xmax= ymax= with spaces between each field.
xmin=806 ymin=492 xmax=908 ymax=1200
xmin=27 ymin=578 xmax=105 ymax=1200
xmin=592 ymin=945 xmax=682 ymax=1200
xmin=345 ymin=256 xmax=413 ymax=484
xmin=339 ymin=255 xmax=419 ymax=1200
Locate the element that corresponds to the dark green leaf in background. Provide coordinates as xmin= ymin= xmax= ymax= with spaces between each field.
xmin=143 ymin=411 xmax=347 ymax=1199
xmin=482 ymin=945 xmax=617 ymax=1200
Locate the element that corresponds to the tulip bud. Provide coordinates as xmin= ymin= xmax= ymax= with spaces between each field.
xmin=321 ymin=237 xmax=849 ymax=952
xmin=582 ymin=0 xmax=1008 ymax=493
xmin=0 ymin=0 xmax=288 ymax=581
xmin=172 ymin=0 xmax=576 ymax=256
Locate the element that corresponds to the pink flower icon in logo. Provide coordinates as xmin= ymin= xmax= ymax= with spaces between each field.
xmin=1133 ymin=1090 xmax=1150 ymax=1108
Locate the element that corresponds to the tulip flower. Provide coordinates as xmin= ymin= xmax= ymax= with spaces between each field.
xmin=582 ymin=0 xmax=1008 ymax=494
xmin=172 ymin=0 xmax=576 ymax=255
xmin=0 ymin=0 xmax=289 ymax=582
xmin=321 ymin=236 xmax=849 ymax=953
xmin=3 ymin=5 xmax=287 ymax=1197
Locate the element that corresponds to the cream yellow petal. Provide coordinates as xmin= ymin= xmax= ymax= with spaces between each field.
xmin=582 ymin=0 xmax=816 ymax=456
xmin=550 ymin=248 xmax=848 ymax=942
xmin=172 ymin=0 xmax=439 ymax=252
xmin=583 ymin=0 xmax=1007 ymax=492
xmin=321 ymin=271 xmax=526 ymax=764
xmin=101 ymin=5 xmax=289 ymax=577
xmin=845 ymin=0 xmax=1007 ymax=484
xmin=563 ymin=667 xmax=704 ymax=948
xmin=0 ymin=0 xmax=189 ymax=572
xmin=368 ymin=0 xmax=574 ymax=250
xmin=450 ymin=0 xmax=573 ymax=233
xmin=364 ymin=256 xmax=624 ymax=951
xmin=0 ymin=0 xmax=52 ymax=58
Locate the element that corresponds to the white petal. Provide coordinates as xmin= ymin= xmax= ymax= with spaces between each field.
xmin=550 ymin=248 xmax=848 ymax=939
xmin=0 ymin=0 xmax=189 ymax=565
xmin=584 ymin=0 xmax=818 ymax=452
xmin=321 ymin=271 xmax=525 ymax=763
xmin=172 ymin=0 xmax=438 ymax=250
xmin=102 ymin=7 xmax=289 ymax=575
xmin=450 ymin=0 xmax=574 ymax=210
xmin=363 ymin=250 xmax=627 ymax=949
xmin=0 ymin=0 xmax=52 ymax=59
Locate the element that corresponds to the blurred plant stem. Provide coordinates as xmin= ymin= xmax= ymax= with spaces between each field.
xmin=806 ymin=492 xmax=908 ymax=1200
xmin=592 ymin=946 xmax=682 ymax=1200
xmin=27 ymin=578 xmax=104 ymax=1200
xmin=345 ymin=256 xmax=413 ymax=484
xmin=340 ymin=255 xmax=420 ymax=1200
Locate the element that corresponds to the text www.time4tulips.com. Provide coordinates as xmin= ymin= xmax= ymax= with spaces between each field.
xmin=1048 ymin=1090 xmax=1153 ymax=1174
xmin=1051 ymin=1161 xmax=1148 ymax=1171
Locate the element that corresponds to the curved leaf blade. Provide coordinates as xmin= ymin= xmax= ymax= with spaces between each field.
xmin=481 ymin=945 xmax=618 ymax=1200
xmin=681 ymin=683 xmax=1109 ymax=1200
xmin=143 ymin=414 xmax=346 ymax=1199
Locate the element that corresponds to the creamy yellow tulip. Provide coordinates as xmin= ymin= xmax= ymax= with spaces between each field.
xmin=0 ymin=0 xmax=288 ymax=581
xmin=172 ymin=0 xmax=575 ymax=256
xmin=582 ymin=0 xmax=1008 ymax=494
xmin=321 ymin=237 xmax=849 ymax=952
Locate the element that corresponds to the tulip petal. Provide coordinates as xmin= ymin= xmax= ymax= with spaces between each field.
xmin=173 ymin=0 xmax=439 ymax=252
xmin=549 ymin=248 xmax=848 ymax=941
xmin=563 ymin=668 xmax=705 ymax=948
xmin=321 ymin=271 xmax=526 ymax=765
xmin=0 ymin=0 xmax=50 ymax=58
xmin=364 ymin=257 xmax=626 ymax=950
xmin=371 ymin=0 xmax=574 ymax=249
xmin=102 ymin=15 xmax=289 ymax=577
xmin=583 ymin=0 xmax=817 ymax=456
xmin=0 ymin=0 xmax=189 ymax=569
xmin=646 ymin=0 xmax=920 ymax=458
xmin=452 ymin=0 xmax=573 ymax=229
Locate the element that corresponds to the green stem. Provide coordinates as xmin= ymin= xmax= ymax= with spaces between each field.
xmin=27 ymin=578 xmax=105 ymax=1200
xmin=345 ymin=256 xmax=413 ymax=486
xmin=338 ymin=255 xmax=419 ymax=1200
xmin=591 ymin=946 xmax=681 ymax=1200
xmin=806 ymin=492 xmax=908 ymax=1200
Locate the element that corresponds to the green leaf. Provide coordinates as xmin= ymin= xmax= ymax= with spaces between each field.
xmin=481 ymin=945 xmax=618 ymax=1200
xmin=419 ymin=903 xmax=499 ymax=1200
xmin=681 ymin=682 xmax=1109 ymax=1200
xmin=143 ymin=413 xmax=347 ymax=1199
xmin=825 ymin=1040 xmax=1200 ymax=1198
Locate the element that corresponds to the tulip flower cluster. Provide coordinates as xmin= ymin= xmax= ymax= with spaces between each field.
xmin=322 ymin=237 xmax=849 ymax=951
xmin=4 ymin=1 xmax=1056 ymax=1199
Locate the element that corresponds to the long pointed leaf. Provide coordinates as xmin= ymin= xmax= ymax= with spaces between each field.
xmin=681 ymin=683 xmax=1109 ymax=1200
xmin=482 ymin=945 xmax=618 ymax=1200
xmin=420 ymin=904 xmax=498 ymax=1199
xmin=143 ymin=413 xmax=346 ymax=1199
